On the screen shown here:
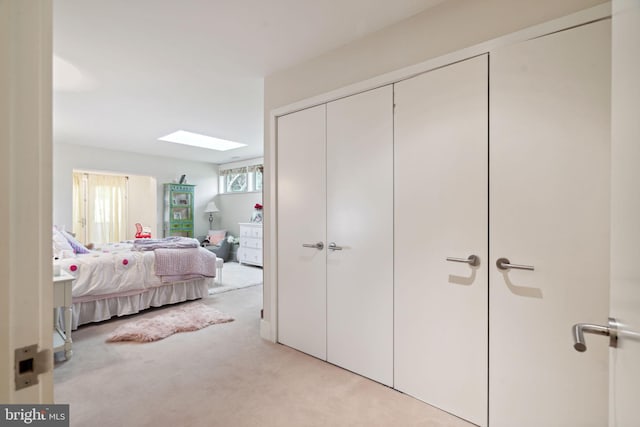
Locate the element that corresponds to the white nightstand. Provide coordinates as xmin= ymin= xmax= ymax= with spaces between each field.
xmin=53 ymin=271 xmax=74 ymax=360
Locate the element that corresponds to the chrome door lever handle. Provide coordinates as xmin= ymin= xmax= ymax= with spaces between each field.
xmin=328 ymin=242 xmax=343 ymax=251
xmin=446 ymin=255 xmax=480 ymax=267
xmin=572 ymin=317 xmax=618 ymax=352
xmin=496 ymin=257 xmax=534 ymax=271
xmin=302 ymin=242 xmax=324 ymax=250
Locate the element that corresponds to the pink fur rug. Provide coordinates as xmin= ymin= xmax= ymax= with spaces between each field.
xmin=106 ymin=302 xmax=234 ymax=343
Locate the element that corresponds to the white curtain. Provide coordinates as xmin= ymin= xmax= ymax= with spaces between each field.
xmin=72 ymin=172 xmax=86 ymax=242
xmin=72 ymin=172 xmax=128 ymax=244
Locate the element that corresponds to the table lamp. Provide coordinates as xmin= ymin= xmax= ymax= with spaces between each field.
xmin=204 ymin=201 xmax=219 ymax=229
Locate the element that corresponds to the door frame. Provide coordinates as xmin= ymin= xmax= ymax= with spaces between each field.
xmin=609 ymin=0 xmax=640 ymax=424
xmin=263 ymin=3 xmax=612 ymax=343
xmin=0 ymin=0 xmax=54 ymax=403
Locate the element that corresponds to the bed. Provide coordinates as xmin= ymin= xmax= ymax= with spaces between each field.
xmin=53 ymin=233 xmax=216 ymax=329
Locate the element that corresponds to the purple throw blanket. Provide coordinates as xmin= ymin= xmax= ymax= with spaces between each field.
xmin=133 ymin=236 xmax=200 ymax=251
xmin=154 ymin=248 xmax=217 ymax=283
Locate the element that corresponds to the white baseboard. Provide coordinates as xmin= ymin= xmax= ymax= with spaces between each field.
xmin=260 ymin=319 xmax=275 ymax=342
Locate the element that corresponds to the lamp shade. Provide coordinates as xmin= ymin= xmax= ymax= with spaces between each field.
xmin=204 ymin=201 xmax=219 ymax=213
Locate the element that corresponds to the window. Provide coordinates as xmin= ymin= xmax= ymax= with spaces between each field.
xmin=72 ymin=172 xmax=128 ymax=244
xmin=226 ymin=172 xmax=248 ymax=193
xmin=254 ymin=168 xmax=263 ymax=191
xmin=219 ymin=164 xmax=263 ymax=194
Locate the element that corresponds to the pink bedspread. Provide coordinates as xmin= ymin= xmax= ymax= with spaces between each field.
xmin=154 ymin=248 xmax=217 ymax=282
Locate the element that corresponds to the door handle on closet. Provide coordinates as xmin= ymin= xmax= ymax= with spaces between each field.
xmin=328 ymin=242 xmax=343 ymax=251
xmin=302 ymin=242 xmax=324 ymax=250
xmin=496 ymin=257 xmax=534 ymax=271
xmin=446 ymin=255 xmax=480 ymax=267
xmin=572 ymin=317 xmax=618 ymax=352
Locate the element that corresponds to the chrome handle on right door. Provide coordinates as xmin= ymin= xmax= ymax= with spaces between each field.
xmin=328 ymin=242 xmax=343 ymax=251
xmin=496 ymin=257 xmax=534 ymax=271
xmin=572 ymin=317 xmax=618 ymax=352
xmin=446 ymin=255 xmax=480 ymax=267
xmin=302 ymin=242 xmax=324 ymax=250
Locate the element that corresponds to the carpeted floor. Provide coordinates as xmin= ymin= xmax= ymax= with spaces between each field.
xmin=54 ymin=285 xmax=472 ymax=427
xmin=209 ymin=261 xmax=263 ymax=295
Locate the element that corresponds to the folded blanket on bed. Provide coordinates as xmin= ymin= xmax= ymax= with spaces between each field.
xmin=133 ymin=236 xmax=200 ymax=251
xmin=154 ymin=247 xmax=217 ymax=282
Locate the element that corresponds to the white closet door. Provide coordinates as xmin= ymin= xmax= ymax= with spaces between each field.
xmin=326 ymin=86 xmax=394 ymax=385
xmin=489 ymin=20 xmax=610 ymax=427
xmin=277 ymin=105 xmax=327 ymax=360
xmin=394 ymin=55 xmax=489 ymax=426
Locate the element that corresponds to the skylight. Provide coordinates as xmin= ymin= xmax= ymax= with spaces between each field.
xmin=158 ymin=130 xmax=247 ymax=151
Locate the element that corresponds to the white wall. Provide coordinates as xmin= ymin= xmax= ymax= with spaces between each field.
xmin=216 ymin=192 xmax=262 ymax=237
xmin=263 ymin=0 xmax=607 ymax=119
xmin=53 ymin=142 xmax=218 ymax=238
xmin=262 ymin=0 xmax=608 ymax=326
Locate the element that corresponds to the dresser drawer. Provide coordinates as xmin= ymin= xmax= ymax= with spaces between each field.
xmin=239 ymin=224 xmax=262 ymax=237
xmin=238 ymin=247 xmax=262 ymax=266
xmin=240 ymin=237 xmax=262 ymax=249
xmin=171 ymin=222 xmax=193 ymax=230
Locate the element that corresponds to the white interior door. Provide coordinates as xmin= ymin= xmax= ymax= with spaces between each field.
xmin=394 ymin=55 xmax=488 ymax=426
xmin=0 ymin=0 xmax=53 ymax=403
xmin=610 ymin=1 xmax=640 ymax=425
xmin=277 ymin=105 xmax=327 ymax=360
xmin=489 ymin=20 xmax=611 ymax=427
xmin=326 ymin=86 xmax=393 ymax=386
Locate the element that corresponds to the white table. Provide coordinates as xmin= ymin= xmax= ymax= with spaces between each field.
xmin=53 ymin=271 xmax=74 ymax=360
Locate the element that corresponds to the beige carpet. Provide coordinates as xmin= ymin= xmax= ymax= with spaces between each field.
xmin=54 ymin=285 xmax=472 ymax=427
xmin=209 ymin=261 xmax=263 ymax=295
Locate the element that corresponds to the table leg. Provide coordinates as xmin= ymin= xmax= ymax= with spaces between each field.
xmin=64 ymin=305 xmax=73 ymax=360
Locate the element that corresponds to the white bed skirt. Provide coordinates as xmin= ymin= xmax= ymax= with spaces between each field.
xmin=71 ymin=278 xmax=212 ymax=329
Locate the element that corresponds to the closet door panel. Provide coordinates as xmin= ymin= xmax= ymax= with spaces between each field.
xmin=277 ymin=105 xmax=327 ymax=360
xmin=489 ymin=20 xmax=610 ymax=427
xmin=394 ymin=55 xmax=488 ymax=426
xmin=326 ymin=85 xmax=394 ymax=386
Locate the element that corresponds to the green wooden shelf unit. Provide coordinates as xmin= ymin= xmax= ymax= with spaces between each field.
xmin=164 ymin=183 xmax=195 ymax=237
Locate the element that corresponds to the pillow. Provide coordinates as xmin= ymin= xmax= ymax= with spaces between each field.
xmin=53 ymin=227 xmax=73 ymax=258
xmin=207 ymin=230 xmax=226 ymax=245
xmin=60 ymin=229 xmax=91 ymax=254
xmin=58 ymin=249 xmax=76 ymax=259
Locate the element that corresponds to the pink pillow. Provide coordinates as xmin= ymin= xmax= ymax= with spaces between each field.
xmin=207 ymin=230 xmax=226 ymax=245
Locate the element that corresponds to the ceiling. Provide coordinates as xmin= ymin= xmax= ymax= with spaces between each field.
xmin=53 ymin=0 xmax=445 ymax=164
